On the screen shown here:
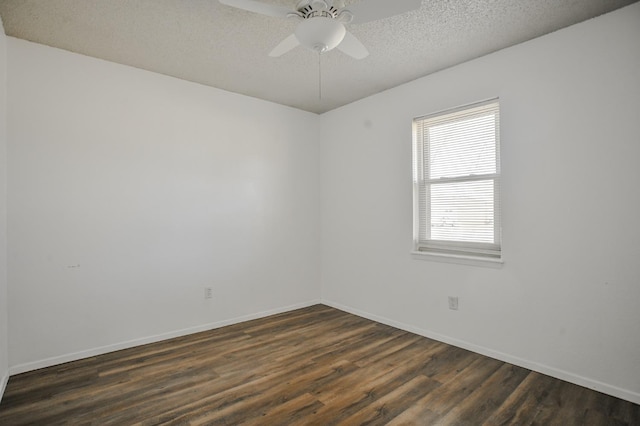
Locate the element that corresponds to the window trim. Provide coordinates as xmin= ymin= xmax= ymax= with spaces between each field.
xmin=412 ymin=98 xmax=502 ymax=263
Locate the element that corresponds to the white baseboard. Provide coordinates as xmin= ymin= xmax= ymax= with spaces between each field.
xmin=0 ymin=370 xmax=8 ymax=403
xmin=9 ymin=299 xmax=321 ymax=376
xmin=322 ymin=300 xmax=640 ymax=405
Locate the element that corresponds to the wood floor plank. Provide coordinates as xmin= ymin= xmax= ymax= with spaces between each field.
xmin=101 ymin=356 xmax=334 ymax=424
xmin=387 ymin=355 xmax=505 ymax=425
xmin=437 ymin=363 xmax=530 ymax=425
xmin=239 ymin=392 xmax=324 ymax=426
xmin=298 ymin=365 xmax=440 ymax=425
xmin=482 ymin=370 xmax=558 ymax=425
xmin=352 ymin=332 xmax=425 ymax=368
xmin=336 ymin=375 xmax=439 ymax=425
xmin=1 ymin=304 xmax=638 ymax=425
xmin=420 ymin=344 xmax=483 ymax=384
xmin=531 ymin=379 xmax=604 ymax=426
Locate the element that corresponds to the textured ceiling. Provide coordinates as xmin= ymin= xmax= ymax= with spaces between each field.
xmin=0 ymin=0 xmax=636 ymax=113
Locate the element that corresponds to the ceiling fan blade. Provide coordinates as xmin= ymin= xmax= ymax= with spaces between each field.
xmin=269 ymin=33 xmax=301 ymax=57
xmin=219 ymin=0 xmax=292 ymax=18
xmin=337 ymin=31 xmax=369 ymax=59
xmin=348 ymin=0 xmax=422 ymax=24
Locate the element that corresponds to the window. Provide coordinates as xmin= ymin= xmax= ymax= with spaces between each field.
xmin=413 ymin=99 xmax=501 ymax=261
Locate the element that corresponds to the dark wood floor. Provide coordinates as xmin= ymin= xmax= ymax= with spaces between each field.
xmin=0 ymin=305 xmax=638 ymax=425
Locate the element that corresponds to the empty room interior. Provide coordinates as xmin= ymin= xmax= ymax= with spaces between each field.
xmin=0 ymin=0 xmax=639 ymax=424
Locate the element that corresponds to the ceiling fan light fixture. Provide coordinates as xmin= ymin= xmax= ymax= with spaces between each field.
xmin=219 ymin=0 xmax=423 ymax=59
xmin=294 ymin=17 xmax=346 ymax=54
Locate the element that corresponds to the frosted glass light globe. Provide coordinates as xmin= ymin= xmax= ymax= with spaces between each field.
xmin=295 ymin=17 xmax=346 ymax=53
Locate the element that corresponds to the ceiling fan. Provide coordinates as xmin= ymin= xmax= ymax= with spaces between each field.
xmin=219 ymin=0 xmax=422 ymax=59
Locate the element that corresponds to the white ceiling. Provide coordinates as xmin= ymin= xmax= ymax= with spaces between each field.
xmin=0 ymin=0 xmax=636 ymax=113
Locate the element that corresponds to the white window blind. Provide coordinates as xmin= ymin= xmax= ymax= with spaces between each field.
xmin=413 ymin=99 xmax=501 ymax=259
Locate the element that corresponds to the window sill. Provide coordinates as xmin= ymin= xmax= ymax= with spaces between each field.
xmin=411 ymin=251 xmax=503 ymax=268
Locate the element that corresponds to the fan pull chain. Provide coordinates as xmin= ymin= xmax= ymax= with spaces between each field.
xmin=318 ymin=52 xmax=322 ymax=101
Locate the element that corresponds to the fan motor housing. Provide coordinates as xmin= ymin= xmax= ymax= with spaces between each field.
xmin=296 ymin=0 xmax=340 ymax=19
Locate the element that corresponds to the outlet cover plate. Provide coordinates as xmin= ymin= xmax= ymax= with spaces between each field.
xmin=448 ymin=296 xmax=459 ymax=310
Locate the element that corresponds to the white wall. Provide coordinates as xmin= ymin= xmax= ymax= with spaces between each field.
xmin=0 ymin=17 xmax=9 ymax=400
xmin=320 ymin=3 xmax=640 ymax=404
xmin=7 ymin=38 xmax=321 ymax=371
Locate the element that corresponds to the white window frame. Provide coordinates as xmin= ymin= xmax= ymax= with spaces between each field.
xmin=412 ymin=99 xmax=502 ymax=263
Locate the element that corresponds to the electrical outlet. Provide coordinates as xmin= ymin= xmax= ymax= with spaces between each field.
xmin=448 ymin=296 xmax=459 ymax=310
xmin=204 ymin=287 xmax=213 ymax=299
